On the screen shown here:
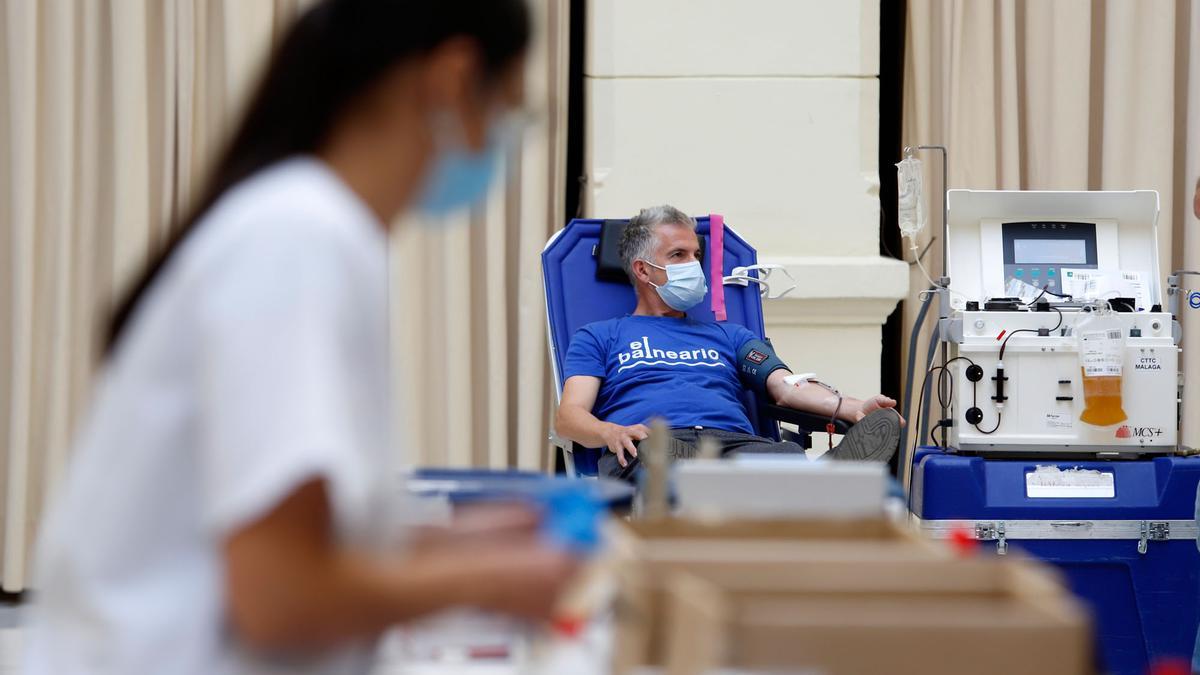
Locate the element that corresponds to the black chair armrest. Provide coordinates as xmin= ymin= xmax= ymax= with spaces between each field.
xmin=779 ymin=426 xmax=811 ymax=449
xmin=763 ymin=403 xmax=852 ymax=435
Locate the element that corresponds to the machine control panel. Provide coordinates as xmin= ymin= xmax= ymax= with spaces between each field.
xmin=1002 ymin=221 xmax=1098 ymax=292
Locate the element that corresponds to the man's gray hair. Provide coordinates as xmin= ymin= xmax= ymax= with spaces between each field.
xmin=618 ymin=205 xmax=697 ymax=281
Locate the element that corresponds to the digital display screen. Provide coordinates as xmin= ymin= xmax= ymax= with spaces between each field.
xmin=1013 ymin=238 xmax=1088 ymax=265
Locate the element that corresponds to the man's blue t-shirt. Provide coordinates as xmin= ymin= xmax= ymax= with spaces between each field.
xmin=562 ymin=315 xmax=759 ymax=433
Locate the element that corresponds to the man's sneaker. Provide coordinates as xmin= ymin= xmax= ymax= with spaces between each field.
xmin=824 ymin=409 xmax=901 ymax=462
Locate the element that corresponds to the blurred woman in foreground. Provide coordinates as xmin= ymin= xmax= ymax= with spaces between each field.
xmin=25 ymin=1 xmax=576 ymax=673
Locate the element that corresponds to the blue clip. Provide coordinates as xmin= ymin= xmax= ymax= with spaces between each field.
xmin=537 ymin=483 xmax=604 ymax=557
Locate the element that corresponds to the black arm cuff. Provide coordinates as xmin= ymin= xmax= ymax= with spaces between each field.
xmin=736 ymin=339 xmax=790 ymax=395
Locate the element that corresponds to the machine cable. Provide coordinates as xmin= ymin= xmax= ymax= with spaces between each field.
xmin=912 ymin=302 xmax=1063 ymax=447
xmin=1026 ymin=284 xmax=1073 ymax=305
xmin=908 ymin=355 xmax=977 ymax=497
xmin=988 ymin=305 xmax=1064 ymax=426
xmin=914 ymin=351 xmax=1022 ymax=444
xmin=975 ymin=414 xmax=1002 ymax=435
xmin=999 ymin=304 xmax=1064 ymax=362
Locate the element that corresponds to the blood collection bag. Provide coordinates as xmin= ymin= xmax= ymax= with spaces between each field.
xmin=1076 ymin=306 xmax=1127 ymax=426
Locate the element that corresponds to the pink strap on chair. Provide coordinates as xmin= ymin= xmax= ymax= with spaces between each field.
xmin=709 ymin=213 xmax=727 ymax=321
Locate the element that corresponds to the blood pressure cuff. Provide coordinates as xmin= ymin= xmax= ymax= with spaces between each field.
xmin=737 ymin=339 xmax=789 ymax=395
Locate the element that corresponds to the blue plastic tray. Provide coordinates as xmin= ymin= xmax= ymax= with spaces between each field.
xmin=409 ymin=468 xmax=634 ymax=508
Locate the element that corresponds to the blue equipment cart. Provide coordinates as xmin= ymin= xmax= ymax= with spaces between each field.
xmin=911 ymin=447 xmax=1200 ymax=674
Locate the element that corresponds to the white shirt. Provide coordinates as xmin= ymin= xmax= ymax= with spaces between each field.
xmin=26 ymin=158 xmax=397 ymax=675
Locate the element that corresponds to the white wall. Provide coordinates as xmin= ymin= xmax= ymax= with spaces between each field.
xmin=584 ymin=0 xmax=907 ymax=411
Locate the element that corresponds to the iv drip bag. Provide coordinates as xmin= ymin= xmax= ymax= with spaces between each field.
xmin=896 ymin=156 xmax=927 ymax=239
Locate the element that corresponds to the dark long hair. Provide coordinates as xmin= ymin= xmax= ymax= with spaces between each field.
xmin=105 ymin=0 xmax=529 ymax=354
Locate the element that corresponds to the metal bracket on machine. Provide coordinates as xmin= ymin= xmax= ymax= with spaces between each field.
xmin=1137 ymin=521 xmax=1170 ymax=555
xmin=975 ymin=522 xmax=1008 ymax=555
xmin=922 ymin=518 xmax=1191 ymax=556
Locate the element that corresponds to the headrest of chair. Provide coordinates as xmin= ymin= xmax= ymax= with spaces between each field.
xmin=594 ymin=219 xmax=705 ymax=284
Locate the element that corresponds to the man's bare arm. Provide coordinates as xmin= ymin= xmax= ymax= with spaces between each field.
xmin=554 ymin=375 xmax=650 ymax=468
xmin=765 ymin=370 xmax=902 ymax=424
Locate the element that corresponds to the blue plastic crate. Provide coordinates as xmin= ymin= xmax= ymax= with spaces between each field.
xmin=911 ymin=447 xmax=1200 ymax=675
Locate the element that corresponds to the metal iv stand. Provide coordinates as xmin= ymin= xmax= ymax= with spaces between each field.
xmin=1167 ymin=269 xmax=1200 ymax=454
xmin=903 ymin=144 xmax=951 ymax=441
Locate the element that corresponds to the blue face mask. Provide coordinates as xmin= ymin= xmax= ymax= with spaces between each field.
xmin=642 ymin=259 xmax=708 ymax=311
xmin=415 ymin=113 xmax=518 ymax=217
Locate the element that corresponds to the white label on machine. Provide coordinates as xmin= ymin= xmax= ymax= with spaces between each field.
xmin=1025 ymin=466 xmax=1115 ymax=498
xmin=1061 ymin=269 xmax=1152 ymax=310
xmin=1080 ymin=330 xmax=1123 ymax=376
xmin=1045 ymin=412 xmax=1074 ymax=430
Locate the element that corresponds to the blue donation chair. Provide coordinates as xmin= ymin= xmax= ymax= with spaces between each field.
xmin=542 ymin=215 xmax=850 ymax=477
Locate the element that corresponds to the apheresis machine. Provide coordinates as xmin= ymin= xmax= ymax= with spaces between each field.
xmin=898 ymin=172 xmax=1200 ymax=673
xmin=941 ymin=190 xmax=1179 ymax=456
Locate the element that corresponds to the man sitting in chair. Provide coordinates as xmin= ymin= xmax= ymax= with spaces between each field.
xmin=555 ymin=205 xmax=903 ymax=482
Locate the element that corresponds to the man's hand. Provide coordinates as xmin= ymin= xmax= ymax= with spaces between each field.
xmin=600 ymin=422 xmax=650 ymax=467
xmin=855 ymin=394 xmax=905 ymax=425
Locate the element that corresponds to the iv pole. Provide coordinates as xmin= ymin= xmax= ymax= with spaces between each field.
xmin=903 ymin=144 xmax=951 ymax=442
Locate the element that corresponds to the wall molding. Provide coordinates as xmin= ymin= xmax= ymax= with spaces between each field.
xmin=757 ymin=255 xmax=908 ymax=326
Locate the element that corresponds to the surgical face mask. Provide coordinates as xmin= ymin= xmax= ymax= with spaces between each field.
xmin=415 ymin=111 xmax=522 ymax=218
xmin=641 ymin=259 xmax=708 ymax=311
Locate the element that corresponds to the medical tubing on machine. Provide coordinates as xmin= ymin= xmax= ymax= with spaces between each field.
xmin=915 ymin=355 xmax=978 ymax=446
xmin=998 ymin=303 xmax=1064 ymax=362
xmin=979 ymin=306 xmax=1062 ymax=435
xmin=919 ymin=322 xmax=941 ymax=449
xmin=907 ymin=297 xmax=994 ymax=475
xmin=899 ymin=286 xmax=937 ymax=464
xmin=911 ymin=294 xmax=1064 ymax=453
xmin=827 ymin=388 xmax=845 ymax=451
xmin=912 ymin=362 xmax=943 ymax=452
xmin=907 ymin=354 xmax=977 ymax=497
xmin=905 ymin=336 xmax=940 ymax=499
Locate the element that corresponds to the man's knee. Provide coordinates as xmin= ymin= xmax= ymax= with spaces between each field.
xmin=723 ymin=439 xmax=805 ymax=456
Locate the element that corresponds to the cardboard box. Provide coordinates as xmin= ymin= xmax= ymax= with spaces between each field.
xmin=611 ymin=517 xmax=954 ymax=674
xmin=662 ymin=561 xmax=1090 ymax=675
xmin=617 ymin=516 xmax=911 ymax=540
xmin=610 ymin=517 xmax=1089 ymax=675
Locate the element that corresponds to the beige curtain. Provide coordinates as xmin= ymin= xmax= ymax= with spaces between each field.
xmin=902 ymin=0 xmax=1200 ymax=458
xmin=0 ymin=0 xmax=568 ymax=593
xmin=389 ymin=2 xmax=569 ymax=470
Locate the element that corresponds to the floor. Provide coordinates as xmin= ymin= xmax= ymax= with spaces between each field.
xmin=0 ymin=603 xmax=21 ymax=675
